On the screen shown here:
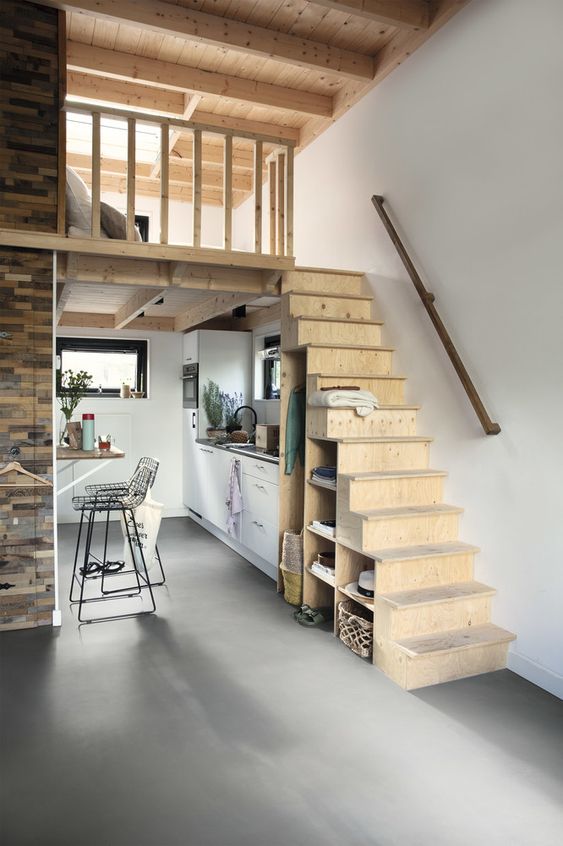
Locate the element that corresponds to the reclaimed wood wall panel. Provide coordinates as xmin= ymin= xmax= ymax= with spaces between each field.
xmin=0 ymin=249 xmax=54 ymax=630
xmin=0 ymin=1 xmax=60 ymax=232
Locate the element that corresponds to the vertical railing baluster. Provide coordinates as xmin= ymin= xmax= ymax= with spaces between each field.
xmin=193 ymin=129 xmax=202 ymax=248
xmin=224 ymin=134 xmax=232 ymax=250
xmin=160 ymin=123 xmax=169 ymax=245
xmin=269 ymin=159 xmax=276 ymax=255
xmin=285 ymin=145 xmax=294 ymax=257
xmin=254 ymin=140 xmax=263 ymax=254
xmin=91 ymin=111 xmax=101 ymax=238
xmin=126 ymin=117 xmax=136 ymax=241
xmin=276 ymin=151 xmax=286 ymax=257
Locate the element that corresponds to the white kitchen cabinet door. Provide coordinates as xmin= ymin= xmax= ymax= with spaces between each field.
xmin=241 ymin=511 xmax=279 ymax=565
xmin=241 ymin=474 xmax=278 ymax=523
xmin=183 ymin=331 xmax=199 ymax=364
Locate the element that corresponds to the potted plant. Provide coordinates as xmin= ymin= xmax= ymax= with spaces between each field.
xmin=56 ymin=368 xmax=93 ymax=446
xmin=202 ymin=379 xmax=225 ymax=438
xmin=222 ymin=390 xmax=243 ymax=433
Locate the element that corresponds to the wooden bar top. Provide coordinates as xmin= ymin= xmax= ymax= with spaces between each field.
xmin=56 ymin=446 xmax=125 ymax=461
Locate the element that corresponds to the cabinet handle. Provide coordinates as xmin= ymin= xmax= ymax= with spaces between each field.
xmin=199 ymin=448 xmax=213 ymax=454
xmin=252 ymin=521 xmax=264 ymax=528
xmin=255 ymin=464 xmax=266 ymax=471
xmin=254 ymin=483 xmax=267 ymax=491
xmin=185 ymin=357 xmax=192 ymax=361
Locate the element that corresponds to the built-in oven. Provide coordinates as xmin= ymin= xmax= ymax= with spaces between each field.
xmin=182 ymin=363 xmax=199 ymax=408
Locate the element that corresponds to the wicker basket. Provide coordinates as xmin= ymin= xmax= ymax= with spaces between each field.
xmin=281 ymin=530 xmax=303 ymax=575
xmin=338 ymin=600 xmax=373 ymax=658
xmin=280 ymin=566 xmax=303 ymax=606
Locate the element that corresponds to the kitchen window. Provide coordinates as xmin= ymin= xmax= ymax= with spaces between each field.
xmin=56 ymin=337 xmax=148 ymax=397
xmin=263 ymin=335 xmax=281 ymax=400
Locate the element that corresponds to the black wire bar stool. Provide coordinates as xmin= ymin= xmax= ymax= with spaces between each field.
xmin=85 ymin=457 xmax=165 ymax=587
xmin=69 ymin=458 xmax=160 ymax=622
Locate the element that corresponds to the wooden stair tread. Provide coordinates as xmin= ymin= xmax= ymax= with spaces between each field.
xmin=395 ymin=624 xmax=516 ymax=657
xmin=365 ymin=541 xmax=480 ymax=561
xmin=341 ymin=469 xmax=447 ymax=481
xmin=294 ymin=266 xmax=365 ymax=277
xmin=297 ymin=316 xmax=383 ymax=326
xmin=356 ymin=503 xmax=464 ymax=520
xmin=379 ymin=581 xmax=495 ymax=609
xmin=290 ymin=291 xmax=373 ymax=301
xmin=306 ymin=343 xmax=394 ymax=351
xmin=313 ymin=435 xmax=433 ymax=443
xmin=309 ymin=372 xmax=406 ymax=380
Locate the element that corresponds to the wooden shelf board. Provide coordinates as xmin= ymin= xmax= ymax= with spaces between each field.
xmin=307 ymin=566 xmax=336 ymax=588
xmin=337 ymin=585 xmax=374 ymax=613
xmin=306 ymin=524 xmax=336 ymax=542
xmin=307 ymin=478 xmax=336 ymax=491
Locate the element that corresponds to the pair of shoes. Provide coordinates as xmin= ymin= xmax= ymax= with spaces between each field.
xmin=293 ymin=604 xmax=331 ymax=627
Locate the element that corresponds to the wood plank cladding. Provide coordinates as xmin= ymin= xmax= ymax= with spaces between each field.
xmin=0 ymin=248 xmax=54 ymax=630
xmin=0 ymin=1 xmax=60 ymax=232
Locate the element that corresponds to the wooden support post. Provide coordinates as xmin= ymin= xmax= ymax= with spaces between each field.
xmin=57 ymin=10 xmax=67 ymax=236
xmin=269 ymin=160 xmax=276 ymax=255
xmin=224 ymin=134 xmax=233 ymax=250
xmin=254 ymin=140 xmax=263 ymax=254
xmin=126 ymin=117 xmax=136 ymax=241
xmin=160 ymin=123 xmax=169 ymax=244
xmin=285 ymin=145 xmax=294 ymax=257
xmin=276 ymin=152 xmax=286 ymax=257
xmin=91 ymin=112 xmax=101 ymax=238
xmin=193 ymin=129 xmax=202 ymax=248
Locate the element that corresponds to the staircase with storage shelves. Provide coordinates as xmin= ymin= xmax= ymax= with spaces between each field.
xmin=279 ymin=269 xmax=515 ymax=690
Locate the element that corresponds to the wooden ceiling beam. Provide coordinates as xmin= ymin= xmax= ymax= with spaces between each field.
xmin=170 ymin=263 xmax=266 ymax=295
xmin=151 ymin=93 xmax=201 ymax=179
xmin=66 ymin=75 xmax=300 ymax=144
xmin=59 ymin=311 xmax=175 ymax=331
xmin=67 ymin=71 xmax=186 ymax=115
xmin=47 ymin=0 xmax=373 ymax=81
xmin=174 ymin=292 xmax=259 ymax=333
xmin=67 ymin=43 xmax=333 ymax=117
xmin=56 ymin=282 xmax=74 ymax=324
xmin=308 ymin=1 xmax=430 ymax=30
xmin=114 ymin=287 xmax=167 ymax=329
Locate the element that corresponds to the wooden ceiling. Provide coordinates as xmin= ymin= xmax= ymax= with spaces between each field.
xmin=46 ymin=0 xmax=471 ymax=205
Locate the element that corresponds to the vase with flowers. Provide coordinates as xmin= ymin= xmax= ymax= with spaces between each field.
xmin=57 ymin=368 xmax=93 ymax=446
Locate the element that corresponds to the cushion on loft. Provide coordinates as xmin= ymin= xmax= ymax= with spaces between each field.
xmin=65 ymin=166 xmax=91 ymax=232
xmin=100 ymin=201 xmax=127 ymax=240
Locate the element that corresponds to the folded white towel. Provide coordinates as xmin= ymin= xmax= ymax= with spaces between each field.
xmin=308 ymin=389 xmax=379 ymax=417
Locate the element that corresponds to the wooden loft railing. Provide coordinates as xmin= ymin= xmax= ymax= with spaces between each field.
xmin=372 ymin=195 xmax=501 ymax=436
xmin=62 ymin=99 xmax=295 ymax=261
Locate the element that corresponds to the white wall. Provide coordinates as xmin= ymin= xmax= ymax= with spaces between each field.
xmin=287 ymin=0 xmax=563 ymax=697
xmin=57 ymin=326 xmax=186 ymax=522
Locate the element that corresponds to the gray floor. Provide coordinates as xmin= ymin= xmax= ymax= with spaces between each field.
xmin=1 ymin=518 xmax=562 ymax=846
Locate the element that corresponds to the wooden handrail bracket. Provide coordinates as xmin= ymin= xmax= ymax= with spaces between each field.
xmin=372 ymin=195 xmax=500 ymax=436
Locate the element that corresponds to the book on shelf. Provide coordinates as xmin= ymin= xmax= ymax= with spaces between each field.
xmin=311 ymin=520 xmax=336 ymax=537
xmin=311 ymin=561 xmax=335 ymax=580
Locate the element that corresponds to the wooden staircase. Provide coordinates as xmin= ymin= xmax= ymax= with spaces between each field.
xmin=280 ymin=268 xmax=515 ymax=690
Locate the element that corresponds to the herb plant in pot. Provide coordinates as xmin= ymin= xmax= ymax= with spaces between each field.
xmin=202 ymin=379 xmax=225 ymax=439
xmin=222 ymin=391 xmax=243 ymax=434
xmin=57 ymin=368 xmax=93 ymax=447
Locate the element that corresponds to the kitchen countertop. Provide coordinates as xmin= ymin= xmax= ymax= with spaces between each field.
xmin=195 ymin=438 xmax=279 ymax=465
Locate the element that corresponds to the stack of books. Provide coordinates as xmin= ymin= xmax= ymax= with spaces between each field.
xmin=311 ymin=519 xmax=336 ymax=537
xmin=311 ymin=551 xmax=336 ymax=580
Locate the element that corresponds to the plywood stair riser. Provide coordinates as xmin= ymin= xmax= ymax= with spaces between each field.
xmin=282 ymin=270 xmax=364 ymax=296
xmin=284 ymin=316 xmax=382 ymax=349
xmin=375 ymin=638 xmax=513 ymax=690
xmin=340 ymin=472 xmax=445 ymax=511
xmin=307 ymin=345 xmax=393 ymax=376
xmin=308 ymin=406 xmax=417 ymax=439
xmin=375 ymin=550 xmax=476 ymax=593
xmin=376 ymin=588 xmax=494 ymax=640
xmin=337 ymin=439 xmax=432 ymax=474
xmin=286 ymin=291 xmax=373 ymax=321
xmin=337 ymin=504 xmax=462 ymax=552
xmin=308 ymin=373 xmax=405 ymax=405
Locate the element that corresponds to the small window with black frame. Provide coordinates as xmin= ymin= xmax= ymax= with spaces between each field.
xmin=263 ymin=334 xmax=281 ymax=400
xmin=56 ymin=337 xmax=148 ymax=397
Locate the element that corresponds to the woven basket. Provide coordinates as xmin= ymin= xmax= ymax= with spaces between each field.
xmin=338 ymin=600 xmax=373 ymax=658
xmin=280 ymin=566 xmax=303 ymax=606
xmin=281 ymin=530 xmax=303 ymax=575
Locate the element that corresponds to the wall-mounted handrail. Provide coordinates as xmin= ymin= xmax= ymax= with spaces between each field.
xmin=372 ymin=194 xmax=500 ymax=436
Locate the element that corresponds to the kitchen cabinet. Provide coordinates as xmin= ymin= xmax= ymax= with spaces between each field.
xmin=182 ymin=332 xmax=199 ymax=364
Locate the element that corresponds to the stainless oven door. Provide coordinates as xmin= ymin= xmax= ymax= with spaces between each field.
xmin=182 ymin=364 xmax=198 ymax=408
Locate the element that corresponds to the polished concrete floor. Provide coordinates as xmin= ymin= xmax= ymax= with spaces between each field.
xmin=1 ymin=517 xmax=562 ymax=846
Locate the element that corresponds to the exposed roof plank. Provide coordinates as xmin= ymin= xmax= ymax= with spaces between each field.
xmin=67 ymin=42 xmax=332 ymax=116
xmin=308 ymin=1 xmax=430 ymax=30
xmin=47 ymin=0 xmax=374 ymax=80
